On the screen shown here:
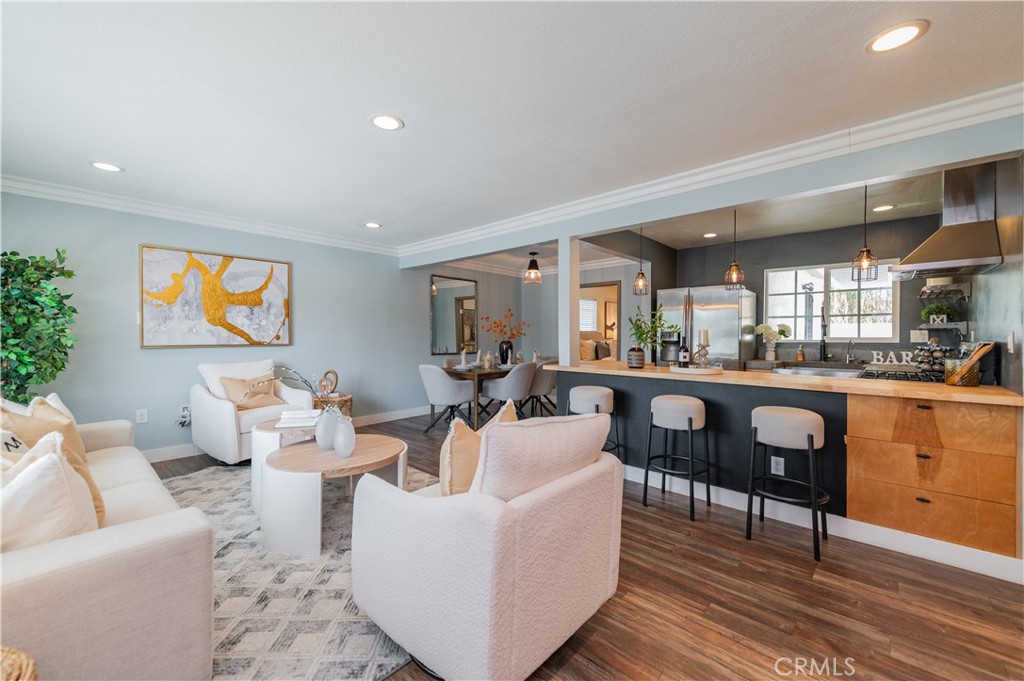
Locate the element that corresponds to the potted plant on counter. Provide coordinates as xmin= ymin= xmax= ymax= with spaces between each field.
xmin=626 ymin=305 xmax=679 ymax=369
xmin=754 ymin=323 xmax=791 ymax=361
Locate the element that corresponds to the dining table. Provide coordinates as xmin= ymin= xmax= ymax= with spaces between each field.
xmin=443 ymin=365 xmax=511 ymax=429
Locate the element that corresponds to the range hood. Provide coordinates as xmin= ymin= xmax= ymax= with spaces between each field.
xmin=891 ymin=163 xmax=1002 ymax=280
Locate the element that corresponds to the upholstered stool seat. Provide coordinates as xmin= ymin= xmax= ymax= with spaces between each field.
xmin=644 ymin=395 xmax=711 ymax=521
xmin=566 ymin=386 xmax=620 ymax=458
xmin=746 ymin=405 xmax=829 ymax=560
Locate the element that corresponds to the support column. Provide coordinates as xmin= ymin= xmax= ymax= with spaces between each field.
xmin=557 ymin=236 xmax=581 ymax=366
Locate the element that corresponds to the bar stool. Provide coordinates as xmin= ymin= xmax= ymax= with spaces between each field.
xmin=566 ymin=386 xmax=621 ymax=459
xmin=745 ymin=406 xmax=829 ymax=561
xmin=643 ymin=395 xmax=711 ymax=521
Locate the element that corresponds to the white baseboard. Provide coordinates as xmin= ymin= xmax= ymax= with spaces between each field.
xmin=351 ymin=405 xmax=431 ymax=427
xmin=144 ymin=443 xmax=200 ymax=463
xmin=623 ymin=464 xmax=1024 ymax=584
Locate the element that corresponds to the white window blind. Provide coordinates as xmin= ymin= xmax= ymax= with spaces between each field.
xmin=579 ymin=299 xmax=598 ymax=332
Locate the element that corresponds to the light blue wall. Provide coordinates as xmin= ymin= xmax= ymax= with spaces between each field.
xmin=521 ymin=276 xmax=559 ymax=357
xmin=0 ymin=195 xmax=519 ymax=450
xmin=423 ymin=266 xmax=522 ymax=357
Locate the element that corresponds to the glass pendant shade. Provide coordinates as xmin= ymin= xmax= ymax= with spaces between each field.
xmin=523 ymin=252 xmax=543 ymax=284
xmin=633 ymin=269 xmax=649 ymax=295
xmin=633 ymin=227 xmax=649 ymax=296
xmin=724 ymin=210 xmax=745 ymax=290
xmin=851 ymin=186 xmax=880 ymax=282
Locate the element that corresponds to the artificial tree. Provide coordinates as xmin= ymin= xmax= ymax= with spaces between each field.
xmin=1 ymin=249 xmax=78 ymax=403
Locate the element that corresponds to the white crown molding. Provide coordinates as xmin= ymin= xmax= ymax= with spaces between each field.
xmin=446 ymin=254 xmax=635 ymax=278
xmin=0 ymin=176 xmax=400 ymax=257
xmin=398 ymin=83 xmax=1024 ymax=258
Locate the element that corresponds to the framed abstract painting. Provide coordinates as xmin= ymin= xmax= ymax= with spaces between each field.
xmin=139 ymin=245 xmax=291 ymax=347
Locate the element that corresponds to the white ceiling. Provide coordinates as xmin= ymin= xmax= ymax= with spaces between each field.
xmin=447 ymin=240 xmax=634 ymax=278
xmin=3 ymin=3 xmax=1022 ymax=254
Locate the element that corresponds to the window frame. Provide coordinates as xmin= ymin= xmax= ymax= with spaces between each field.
xmin=579 ymin=298 xmax=599 ymax=333
xmin=762 ymin=259 xmax=901 ymax=343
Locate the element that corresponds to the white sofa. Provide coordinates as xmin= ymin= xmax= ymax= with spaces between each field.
xmin=191 ymin=359 xmax=313 ymax=464
xmin=1 ymin=419 xmax=214 ymax=681
xmin=352 ymin=413 xmax=623 ymax=681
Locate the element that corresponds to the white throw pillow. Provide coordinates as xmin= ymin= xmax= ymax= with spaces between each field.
xmin=1 ymin=432 xmax=98 ymax=552
xmin=198 ymin=359 xmax=275 ymax=399
xmin=470 ymin=413 xmax=610 ymax=501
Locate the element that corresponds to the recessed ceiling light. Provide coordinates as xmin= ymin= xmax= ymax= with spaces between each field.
xmin=91 ymin=161 xmax=124 ymax=172
xmin=867 ymin=20 xmax=930 ymax=53
xmin=872 ymin=204 xmax=896 ymax=212
xmin=365 ymin=222 xmax=382 ymax=229
xmin=370 ymin=114 xmax=404 ymax=131
xmin=703 ymin=233 xmax=717 ymax=238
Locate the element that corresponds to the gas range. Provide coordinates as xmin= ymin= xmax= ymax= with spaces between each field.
xmin=860 ymin=369 xmax=945 ymax=382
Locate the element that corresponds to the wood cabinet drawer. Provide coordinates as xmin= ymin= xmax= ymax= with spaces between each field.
xmin=847 ymin=437 xmax=1015 ymax=505
xmin=847 ymin=395 xmax=1018 ymax=456
xmin=847 ymin=476 xmax=1016 ymax=556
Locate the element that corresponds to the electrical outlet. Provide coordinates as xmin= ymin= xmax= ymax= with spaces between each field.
xmin=180 ymin=405 xmax=191 ymax=419
xmin=770 ymin=456 xmax=784 ymax=476
xmin=135 ymin=409 xmax=148 ymax=424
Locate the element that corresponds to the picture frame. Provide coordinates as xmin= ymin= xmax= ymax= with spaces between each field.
xmin=139 ymin=245 xmax=292 ymax=348
xmin=605 ymin=301 xmax=618 ymax=339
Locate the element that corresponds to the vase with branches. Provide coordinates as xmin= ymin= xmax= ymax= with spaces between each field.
xmin=480 ymin=308 xmax=530 ymax=365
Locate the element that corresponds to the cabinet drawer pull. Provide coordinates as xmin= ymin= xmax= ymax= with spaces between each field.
xmin=915 ymin=496 xmax=931 ymax=503
xmin=916 ymin=404 xmax=933 ymax=410
xmin=916 ymin=453 xmax=932 ymax=460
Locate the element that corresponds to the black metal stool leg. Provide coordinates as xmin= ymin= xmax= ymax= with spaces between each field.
xmin=687 ymin=416 xmax=695 ymax=521
xmin=808 ymin=433 xmax=821 ymax=561
xmin=817 ymin=448 xmax=828 ymax=540
xmin=745 ymin=426 xmax=758 ymax=540
xmin=661 ymin=429 xmax=669 ymax=494
xmin=614 ymin=408 xmax=622 ymax=461
xmin=703 ymin=428 xmax=711 ymax=506
xmin=643 ymin=413 xmax=653 ymax=507
xmin=759 ymin=445 xmax=767 ymax=522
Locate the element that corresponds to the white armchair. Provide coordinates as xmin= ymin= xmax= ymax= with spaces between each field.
xmin=190 ymin=360 xmax=313 ymax=464
xmin=352 ymin=413 xmax=623 ymax=681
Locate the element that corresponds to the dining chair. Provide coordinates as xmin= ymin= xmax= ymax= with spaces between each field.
xmin=419 ymin=365 xmax=474 ymax=434
xmin=478 ymin=362 xmax=537 ymax=423
xmin=522 ymin=359 xmax=558 ymax=417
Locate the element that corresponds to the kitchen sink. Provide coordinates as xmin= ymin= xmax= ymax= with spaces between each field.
xmin=773 ymin=365 xmax=865 ymax=378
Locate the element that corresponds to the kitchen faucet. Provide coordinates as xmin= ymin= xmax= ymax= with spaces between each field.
xmin=845 ymin=340 xmax=856 ymax=363
xmin=819 ymin=304 xmax=828 ymax=361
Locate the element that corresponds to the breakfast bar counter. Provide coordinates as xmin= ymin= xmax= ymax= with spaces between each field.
xmin=546 ymin=361 xmax=1022 ymax=555
xmin=546 ymin=361 xmax=1024 ymax=407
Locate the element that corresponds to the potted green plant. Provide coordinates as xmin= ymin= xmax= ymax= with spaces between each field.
xmin=921 ymin=303 xmax=956 ymax=324
xmin=626 ymin=304 xmax=680 ymax=369
xmin=1 ymin=250 xmax=78 ymax=403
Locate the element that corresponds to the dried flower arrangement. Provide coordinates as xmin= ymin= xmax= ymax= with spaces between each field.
xmin=480 ymin=309 xmax=530 ymax=342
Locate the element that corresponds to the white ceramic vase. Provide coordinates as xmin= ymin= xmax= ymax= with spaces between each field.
xmin=314 ymin=413 xmax=336 ymax=450
xmin=333 ymin=415 xmax=356 ymax=458
xmin=765 ymin=342 xmax=777 ymax=362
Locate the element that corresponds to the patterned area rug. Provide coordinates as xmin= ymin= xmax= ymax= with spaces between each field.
xmin=165 ymin=465 xmax=438 ymax=681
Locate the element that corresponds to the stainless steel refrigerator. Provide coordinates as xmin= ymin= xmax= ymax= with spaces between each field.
xmin=657 ymin=286 xmax=757 ymax=369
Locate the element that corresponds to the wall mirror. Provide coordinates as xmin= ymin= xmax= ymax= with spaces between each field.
xmin=431 ymin=274 xmax=477 ymax=355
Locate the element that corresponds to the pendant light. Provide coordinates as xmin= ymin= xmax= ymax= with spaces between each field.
xmin=851 ymin=186 xmax=879 ymax=282
xmin=724 ymin=210 xmax=745 ymax=290
xmin=633 ymin=227 xmax=649 ymax=296
xmin=523 ymin=251 xmax=543 ymax=284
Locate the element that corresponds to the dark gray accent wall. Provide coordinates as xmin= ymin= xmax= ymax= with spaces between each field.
xmin=583 ymin=232 xmax=677 ymax=300
xmin=675 ymin=216 xmax=942 ymax=363
xmin=967 ymin=155 xmax=1023 ymax=394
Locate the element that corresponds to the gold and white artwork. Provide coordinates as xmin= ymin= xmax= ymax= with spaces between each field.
xmin=140 ymin=245 xmax=291 ymax=347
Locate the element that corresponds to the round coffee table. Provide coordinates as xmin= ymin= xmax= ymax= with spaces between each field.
xmin=250 ymin=419 xmax=316 ymax=513
xmin=261 ymin=434 xmax=408 ymax=557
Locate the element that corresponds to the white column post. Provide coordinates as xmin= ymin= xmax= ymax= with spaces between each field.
xmin=557 ymin=236 xmax=581 ymax=365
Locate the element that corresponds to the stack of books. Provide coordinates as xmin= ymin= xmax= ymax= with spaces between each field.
xmin=275 ymin=409 xmax=321 ymax=429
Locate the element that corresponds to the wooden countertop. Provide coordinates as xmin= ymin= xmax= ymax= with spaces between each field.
xmin=545 ymin=361 xmax=1024 ymax=407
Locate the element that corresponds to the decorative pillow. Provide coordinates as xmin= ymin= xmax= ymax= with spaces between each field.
xmin=1 ymin=432 xmax=98 ymax=552
xmin=579 ymin=339 xmax=597 ymax=361
xmin=2 ymin=393 xmax=76 ymax=423
xmin=220 ymin=373 xmax=286 ymax=410
xmin=470 ymin=413 xmax=609 ymax=501
xmin=439 ymin=400 xmax=518 ymax=496
xmin=595 ymin=341 xmax=612 ymax=360
xmin=198 ymin=359 xmax=274 ymax=399
xmin=2 ymin=400 xmax=105 ymax=525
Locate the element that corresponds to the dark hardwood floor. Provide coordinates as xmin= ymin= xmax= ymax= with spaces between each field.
xmin=157 ymin=415 xmax=1024 ymax=681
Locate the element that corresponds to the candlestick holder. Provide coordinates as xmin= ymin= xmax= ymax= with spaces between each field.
xmin=693 ymin=343 xmax=711 ymax=368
